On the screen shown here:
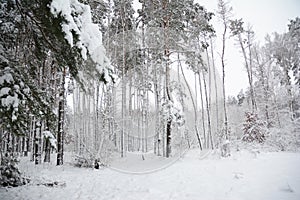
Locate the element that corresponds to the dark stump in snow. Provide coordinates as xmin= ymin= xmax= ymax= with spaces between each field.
xmin=94 ymin=159 xmax=100 ymax=169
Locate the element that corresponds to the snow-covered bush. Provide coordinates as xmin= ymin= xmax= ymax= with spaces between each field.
xmin=43 ymin=131 xmax=57 ymax=149
xmin=74 ymin=155 xmax=94 ymax=168
xmin=220 ymin=139 xmax=231 ymax=157
xmin=217 ymin=125 xmax=232 ymax=157
xmin=161 ymin=100 xmax=185 ymax=127
xmin=0 ymin=152 xmax=28 ymax=187
xmin=74 ymin=154 xmax=106 ymax=169
xmin=265 ymin=120 xmax=300 ymax=152
xmin=242 ymin=112 xmax=267 ymax=143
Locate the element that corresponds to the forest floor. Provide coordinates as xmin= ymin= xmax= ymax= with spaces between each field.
xmin=0 ymin=148 xmax=300 ymax=200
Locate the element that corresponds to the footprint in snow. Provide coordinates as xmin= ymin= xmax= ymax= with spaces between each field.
xmin=280 ymin=183 xmax=294 ymax=193
xmin=233 ymin=172 xmax=244 ymax=179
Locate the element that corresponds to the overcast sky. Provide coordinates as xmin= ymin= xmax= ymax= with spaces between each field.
xmin=197 ymin=0 xmax=300 ymax=96
xmin=199 ymin=0 xmax=300 ymax=40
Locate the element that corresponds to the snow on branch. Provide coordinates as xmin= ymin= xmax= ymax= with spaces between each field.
xmin=0 ymin=67 xmax=29 ymax=122
xmin=43 ymin=131 xmax=57 ymax=149
xmin=162 ymin=99 xmax=185 ymax=128
xmin=50 ymin=0 xmax=113 ymax=82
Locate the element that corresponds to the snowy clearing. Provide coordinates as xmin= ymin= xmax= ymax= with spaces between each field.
xmin=1 ymin=149 xmax=300 ymax=200
xmin=1 ymin=1 xmax=300 ymax=200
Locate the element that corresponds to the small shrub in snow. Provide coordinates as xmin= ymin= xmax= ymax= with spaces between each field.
xmin=0 ymin=152 xmax=29 ymax=187
xmin=265 ymin=123 xmax=300 ymax=152
xmin=74 ymin=155 xmax=94 ymax=168
xmin=221 ymin=139 xmax=231 ymax=157
xmin=74 ymin=155 xmax=105 ymax=169
xmin=217 ymin=125 xmax=232 ymax=157
xmin=242 ymin=112 xmax=267 ymax=143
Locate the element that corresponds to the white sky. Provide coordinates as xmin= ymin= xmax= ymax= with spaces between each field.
xmin=197 ymin=0 xmax=300 ymax=96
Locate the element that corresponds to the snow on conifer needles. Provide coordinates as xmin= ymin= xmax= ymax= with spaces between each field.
xmin=50 ymin=0 xmax=114 ymax=83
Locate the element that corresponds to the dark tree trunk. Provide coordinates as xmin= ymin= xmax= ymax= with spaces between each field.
xmin=44 ymin=139 xmax=51 ymax=163
xmin=34 ymin=121 xmax=42 ymax=165
xmin=30 ymin=118 xmax=35 ymax=162
xmin=57 ymin=98 xmax=64 ymax=165
xmin=57 ymin=68 xmax=66 ymax=166
xmin=44 ymin=121 xmax=51 ymax=162
xmin=166 ymin=120 xmax=172 ymax=158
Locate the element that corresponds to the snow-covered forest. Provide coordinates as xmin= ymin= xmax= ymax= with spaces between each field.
xmin=0 ymin=0 xmax=299 ymax=199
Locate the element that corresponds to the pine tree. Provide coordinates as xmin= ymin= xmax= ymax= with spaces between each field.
xmin=1 ymin=0 xmax=113 ymax=166
xmin=218 ymin=0 xmax=232 ymax=157
xmin=0 ymin=151 xmax=28 ymax=187
xmin=230 ymin=19 xmax=257 ymax=111
xmin=137 ymin=0 xmax=214 ymax=155
xmin=242 ymin=112 xmax=266 ymax=143
xmin=217 ymin=0 xmax=232 ymax=156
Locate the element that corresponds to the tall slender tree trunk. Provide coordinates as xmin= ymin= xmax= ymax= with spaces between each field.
xmin=57 ymin=68 xmax=66 ymax=165
xmin=165 ymin=60 xmax=172 ymax=157
xmin=221 ymin=22 xmax=229 ymax=140
xmin=179 ymin=55 xmax=202 ymax=151
xmin=163 ymin=0 xmax=172 ymax=158
xmin=238 ymin=34 xmax=256 ymax=111
xmin=34 ymin=120 xmax=42 ymax=165
xmin=204 ymin=44 xmax=214 ymax=149
xmin=198 ymin=72 xmax=207 ymax=148
xmin=201 ymin=69 xmax=214 ymax=149
xmin=44 ymin=121 xmax=51 ymax=163
xmin=210 ymin=38 xmax=220 ymax=131
xmin=30 ymin=117 xmax=35 ymax=162
xmin=121 ymin=16 xmax=126 ymax=157
xmin=154 ymin=59 xmax=161 ymax=156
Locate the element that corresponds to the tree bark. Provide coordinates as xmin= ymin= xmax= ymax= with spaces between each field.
xmin=34 ymin=120 xmax=42 ymax=165
xmin=221 ymin=20 xmax=229 ymax=140
xmin=57 ymin=68 xmax=66 ymax=165
xmin=44 ymin=121 xmax=51 ymax=163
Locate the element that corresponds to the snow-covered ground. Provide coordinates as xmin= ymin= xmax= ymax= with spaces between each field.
xmin=1 ymin=149 xmax=300 ymax=200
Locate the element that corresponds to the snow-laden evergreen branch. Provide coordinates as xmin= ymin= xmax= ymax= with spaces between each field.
xmin=50 ymin=0 xmax=114 ymax=83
